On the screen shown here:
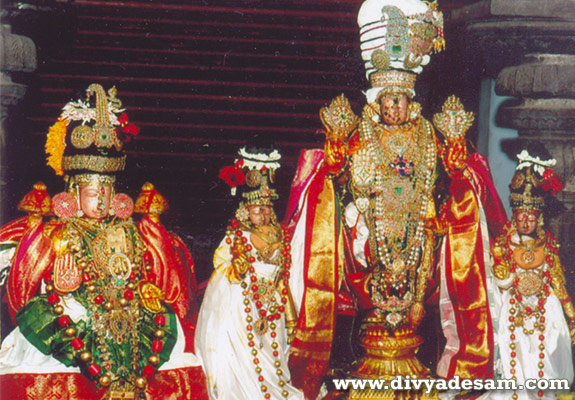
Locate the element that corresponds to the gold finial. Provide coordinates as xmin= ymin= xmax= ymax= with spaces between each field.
xmin=134 ymin=182 xmax=168 ymax=221
xmin=18 ymin=182 xmax=52 ymax=218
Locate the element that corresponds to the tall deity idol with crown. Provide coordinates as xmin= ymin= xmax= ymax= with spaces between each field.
xmin=284 ymin=0 xmax=484 ymax=398
xmin=0 ymin=84 xmax=208 ymax=399
xmin=339 ymin=0 xmax=444 ymax=392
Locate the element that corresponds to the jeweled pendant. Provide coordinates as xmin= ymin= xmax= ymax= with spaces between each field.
xmin=254 ymin=317 xmax=268 ymax=336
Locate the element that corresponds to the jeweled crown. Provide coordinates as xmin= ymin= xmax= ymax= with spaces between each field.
xmin=45 ymin=84 xmax=139 ymax=178
xmin=358 ymin=0 xmax=444 ymax=102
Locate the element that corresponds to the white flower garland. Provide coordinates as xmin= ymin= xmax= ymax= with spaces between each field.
xmin=516 ymin=150 xmax=556 ymax=175
xmin=60 ymin=99 xmax=125 ymax=126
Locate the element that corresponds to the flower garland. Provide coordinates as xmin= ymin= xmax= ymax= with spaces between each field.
xmin=42 ymin=219 xmax=171 ymax=398
xmin=226 ymin=218 xmax=292 ymax=399
xmin=502 ymin=229 xmax=559 ymax=399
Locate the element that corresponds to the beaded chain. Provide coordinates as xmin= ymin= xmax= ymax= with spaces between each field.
xmin=355 ymin=114 xmax=436 ymax=323
xmin=502 ymin=231 xmax=560 ymax=399
xmin=361 ymin=116 xmax=435 ymax=278
xmin=226 ymin=218 xmax=293 ymax=399
xmin=43 ymin=219 xmax=168 ymax=397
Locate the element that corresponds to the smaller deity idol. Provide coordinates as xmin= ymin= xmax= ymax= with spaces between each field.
xmin=487 ymin=150 xmax=574 ymax=400
xmin=0 ymin=84 xmax=207 ymax=400
xmin=195 ymin=147 xmax=304 ymax=400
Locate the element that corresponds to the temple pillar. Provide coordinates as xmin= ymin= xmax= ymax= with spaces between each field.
xmin=0 ymin=24 xmax=37 ymax=225
xmin=448 ymin=0 xmax=575 ymax=276
xmin=496 ymin=53 xmax=575 ymax=273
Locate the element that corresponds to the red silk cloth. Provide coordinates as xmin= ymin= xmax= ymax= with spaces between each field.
xmin=138 ymin=216 xmax=200 ymax=352
xmin=3 ymin=215 xmax=199 ymax=352
xmin=0 ymin=216 xmax=28 ymax=243
xmin=6 ymin=219 xmax=54 ymax=322
xmin=440 ymin=153 xmax=507 ymax=379
xmin=286 ymin=149 xmax=339 ymax=400
xmin=0 ymin=366 xmax=209 ymax=400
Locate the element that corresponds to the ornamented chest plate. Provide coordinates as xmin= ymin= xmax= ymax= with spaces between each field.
xmin=91 ymin=224 xmax=135 ymax=280
xmin=516 ymin=271 xmax=544 ymax=297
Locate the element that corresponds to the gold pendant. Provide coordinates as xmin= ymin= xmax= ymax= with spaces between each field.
xmin=108 ymin=253 xmax=132 ymax=283
xmin=521 ymin=250 xmax=535 ymax=264
xmin=254 ymin=317 xmax=268 ymax=336
xmin=109 ymin=391 xmax=135 ymax=400
xmin=391 ymin=258 xmax=406 ymax=275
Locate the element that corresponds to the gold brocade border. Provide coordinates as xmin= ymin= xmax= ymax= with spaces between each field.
xmin=305 ymin=177 xmax=337 ymax=327
xmin=294 ymin=327 xmax=334 ymax=342
xmin=8 ymin=222 xmax=54 ymax=316
xmin=62 ymin=155 xmax=126 ymax=173
xmin=290 ymin=347 xmax=332 ymax=361
xmin=0 ymin=366 xmax=208 ymax=400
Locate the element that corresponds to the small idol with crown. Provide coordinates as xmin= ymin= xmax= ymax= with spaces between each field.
xmin=484 ymin=149 xmax=574 ymax=400
xmin=195 ymin=147 xmax=305 ymax=400
xmin=0 ymin=84 xmax=207 ymax=399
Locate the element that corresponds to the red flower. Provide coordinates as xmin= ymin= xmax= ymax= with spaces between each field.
xmin=219 ymin=166 xmax=245 ymax=188
xmin=71 ymin=338 xmax=85 ymax=350
xmin=88 ymin=363 xmax=101 ymax=376
xmin=123 ymin=123 xmax=140 ymax=136
xmin=542 ymin=168 xmax=564 ymax=195
xmin=118 ymin=113 xmax=129 ymax=125
xmin=152 ymin=340 xmax=163 ymax=352
xmin=116 ymin=113 xmax=140 ymax=142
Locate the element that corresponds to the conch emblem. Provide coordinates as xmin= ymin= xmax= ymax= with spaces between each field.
xmin=433 ymin=95 xmax=474 ymax=142
xmin=319 ymin=94 xmax=359 ymax=173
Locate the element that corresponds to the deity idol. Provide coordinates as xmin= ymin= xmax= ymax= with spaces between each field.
xmin=0 ymin=84 xmax=208 ymax=399
xmin=289 ymin=1 xmax=447 ymax=397
xmin=483 ymin=150 xmax=574 ymax=400
xmin=195 ymin=147 xmax=305 ymax=400
xmin=285 ymin=0 xmax=508 ymax=398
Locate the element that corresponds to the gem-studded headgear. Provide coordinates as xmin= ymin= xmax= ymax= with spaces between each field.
xmin=509 ymin=150 xmax=564 ymax=211
xmin=357 ymin=0 xmax=444 ymax=103
xmin=219 ymin=147 xmax=281 ymax=221
xmin=45 ymin=84 xmax=139 ymax=181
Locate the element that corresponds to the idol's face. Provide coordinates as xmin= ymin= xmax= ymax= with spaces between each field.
xmin=79 ymin=184 xmax=112 ymax=219
xmin=248 ymin=205 xmax=272 ymax=227
xmin=514 ymin=209 xmax=539 ymax=236
xmin=379 ymin=93 xmax=410 ymax=126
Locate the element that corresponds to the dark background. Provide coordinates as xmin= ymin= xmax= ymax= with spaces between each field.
xmin=3 ymin=0 xmax=483 ymax=283
xmin=2 ymin=0 xmax=504 ymax=372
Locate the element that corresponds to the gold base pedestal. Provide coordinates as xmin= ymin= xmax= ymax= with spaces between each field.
xmin=348 ymin=324 xmax=438 ymax=400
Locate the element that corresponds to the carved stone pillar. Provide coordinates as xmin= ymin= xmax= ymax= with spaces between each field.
xmin=0 ymin=24 xmax=37 ymax=225
xmin=449 ymin=0 xmax=575 ymax=277
xmin=496 ymin=54 xmax=575 ymax=273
